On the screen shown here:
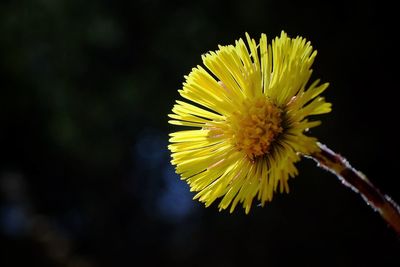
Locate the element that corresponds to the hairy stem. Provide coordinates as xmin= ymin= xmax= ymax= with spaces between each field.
xmin=306 ymin=142 xmax=400 ymax=235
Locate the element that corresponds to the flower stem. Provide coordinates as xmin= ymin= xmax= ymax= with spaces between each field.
xmin=306 ymin=142 xmax=400 ymax=235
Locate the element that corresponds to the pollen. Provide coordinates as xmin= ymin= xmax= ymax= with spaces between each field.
xmin=228 ymin=97 xmax=283 ymax=161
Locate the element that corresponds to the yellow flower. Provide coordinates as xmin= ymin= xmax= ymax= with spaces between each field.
xmin=168 ymin=31 xmax=331 ymax=213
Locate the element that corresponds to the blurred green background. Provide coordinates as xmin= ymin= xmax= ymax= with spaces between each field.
xmin=1 ymin=0 xmax=399 ymax=266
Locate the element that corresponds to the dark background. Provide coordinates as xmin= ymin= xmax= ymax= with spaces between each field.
xmin=1 ymin=0 xmax=399 ymax=266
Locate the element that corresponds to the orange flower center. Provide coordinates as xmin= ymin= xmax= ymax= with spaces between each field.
xmin=228 ymin=97 xmax=283 ymax=161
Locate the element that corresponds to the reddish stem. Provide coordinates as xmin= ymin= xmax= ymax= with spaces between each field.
xmin=307 ymin=143 xmax=400 ymax=235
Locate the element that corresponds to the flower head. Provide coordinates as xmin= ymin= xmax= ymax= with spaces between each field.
xmin=168 ymin=31 xmax=331 ymax=213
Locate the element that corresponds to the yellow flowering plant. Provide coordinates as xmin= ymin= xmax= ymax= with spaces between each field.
xmin=168 ymin=32 xmax=400 ymax=235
